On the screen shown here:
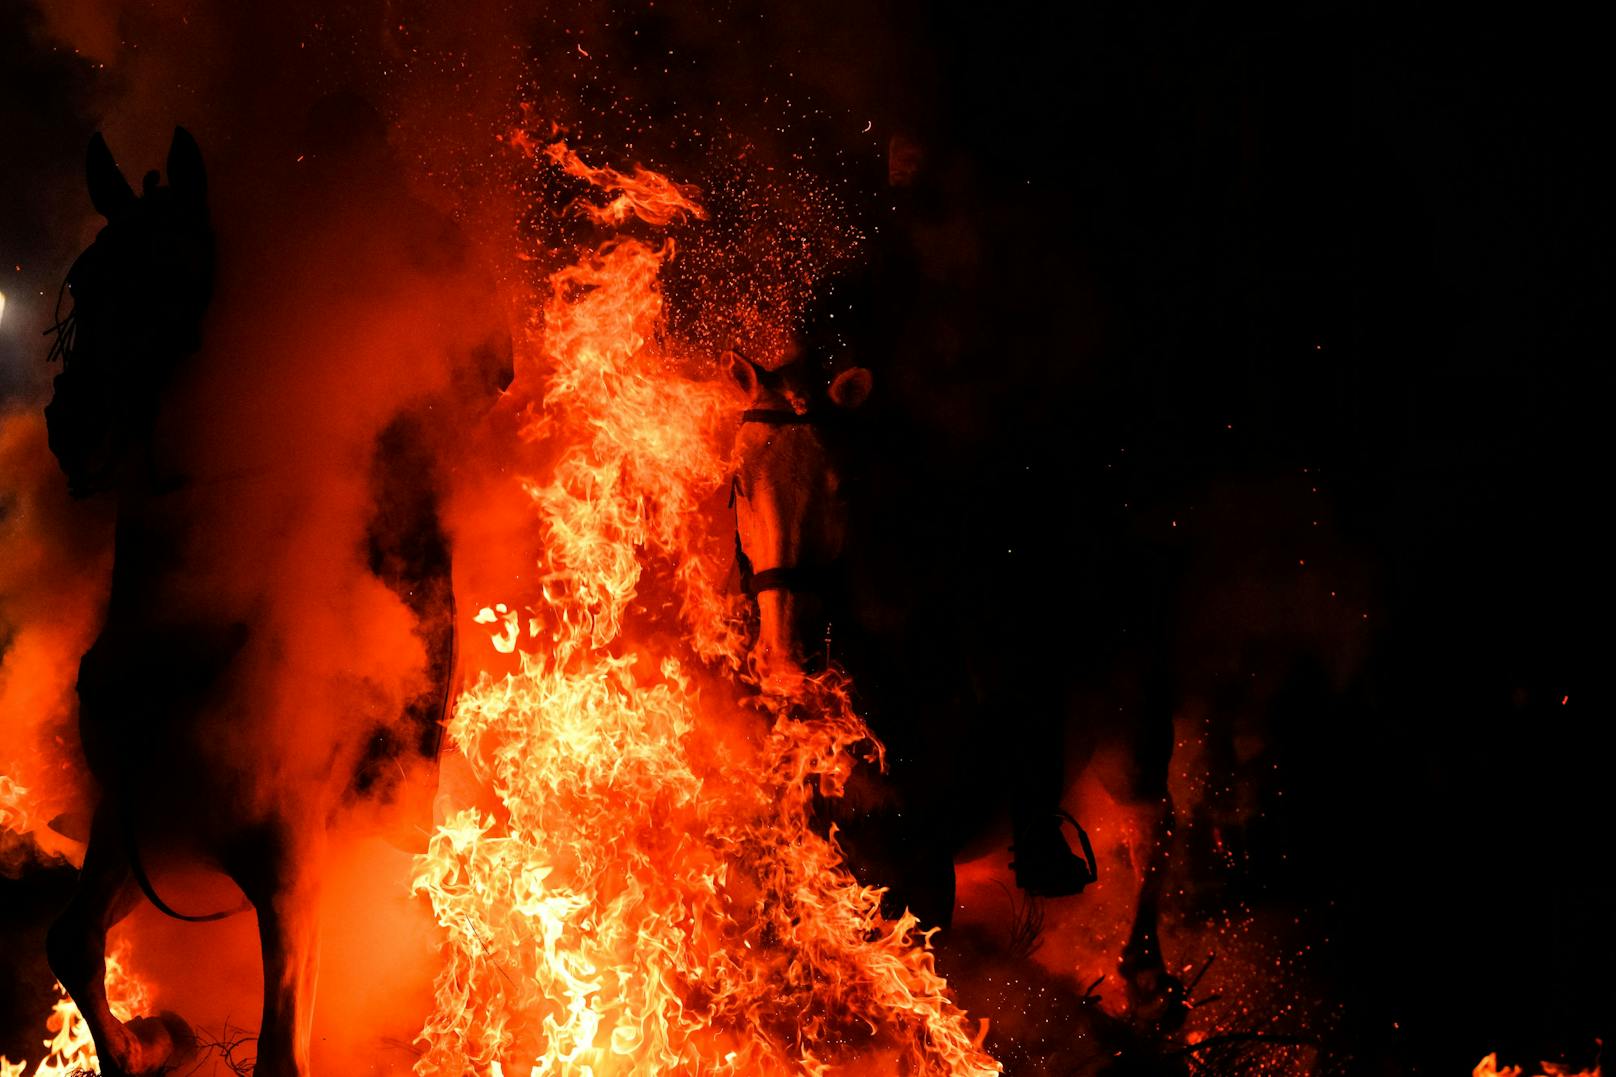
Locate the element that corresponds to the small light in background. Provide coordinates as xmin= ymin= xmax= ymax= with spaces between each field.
xmin=0 ymin=289 xmax=7 ymax=328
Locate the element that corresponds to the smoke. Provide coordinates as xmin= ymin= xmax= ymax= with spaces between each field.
xmin=0 ymin=0 xmax=541 ymax=1067
xmin=0 ymin=413 xmax=110 ymax=875
xmin=0 ymin=0 xmax=913 ymax=1069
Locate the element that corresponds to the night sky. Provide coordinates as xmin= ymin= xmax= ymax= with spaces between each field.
xmin=2 ymin=1 xmax=1607 ymax=1072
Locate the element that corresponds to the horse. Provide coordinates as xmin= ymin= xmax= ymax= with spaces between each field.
xmin=41 ymin=118 xmax=506 ymax=1077
xmin=724 ymin=347 xmax=1187 ymax=1030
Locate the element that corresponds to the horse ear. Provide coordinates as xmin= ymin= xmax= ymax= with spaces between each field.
xmin=724 ymin=349 xmax=759 ymax=397
xmin=167 ymin=127 xmax=207 ymax=211
xmin=86 ymin=133 xmax=135 ymax=219
xmin=828 ymin=367 xmax=873 ymax=409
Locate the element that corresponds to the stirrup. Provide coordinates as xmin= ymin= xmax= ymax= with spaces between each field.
xmin=1009 ymin=809 xmax=1098 ymax=897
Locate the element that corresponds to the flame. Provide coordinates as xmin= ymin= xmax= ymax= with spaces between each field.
xmin=540 ymin=142 xmax=709 ymax=229
xmin=0 ymin=774 xmax=77 ymax=874
xmin=412 ymin=145 xmax=997 ymax=1075
xmin=1475 ymin=1055 xmax=1602 ymax=1077
xmin=0 ymin=774 xmax=31 ymax=834
xmin=0 ymin=943 xmax=150 ymax=1077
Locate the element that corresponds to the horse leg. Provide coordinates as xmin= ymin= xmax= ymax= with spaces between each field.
xmin=1115 ymin=794 xmax=1187 ymax=1030
xmin=46 ymin=805 xmax=195 ymax=1076
xmin=822 ymin=790 xmax=957 ymax=931
xmin=355 ymin=414 xmax=456 ymax=841
xmin=1006 ymin=700 xmax=1094 ymax=898
xmin=228 ymin=821 xmax=325 ymax=1077
xmin=1099 ymin=670 xmax=1188 ymax=1032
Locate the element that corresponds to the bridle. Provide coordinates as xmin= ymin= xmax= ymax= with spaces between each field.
xmin=730 ymin=407 xmax=837 ymax=598
xmin=44 ymin=271 xmax=80 ymax=367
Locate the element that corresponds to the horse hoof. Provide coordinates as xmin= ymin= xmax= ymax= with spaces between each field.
xmin=1122 ymin=967 xmax=1189 ymax=1034
xmin=121 ymin=1011 xmax=197 ymax=1074
xmin=155 ymin=1011 xmax=199 ymax=1066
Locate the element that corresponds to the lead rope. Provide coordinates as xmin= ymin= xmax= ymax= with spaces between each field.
xmin=122 ymin=806 xmax=251 ymax=922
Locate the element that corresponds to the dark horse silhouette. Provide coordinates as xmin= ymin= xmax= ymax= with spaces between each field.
xmin=725 ymin=348 xmax=1186 ymax=1031
xmin=41 ymin=122 xmax=502 ymax=1077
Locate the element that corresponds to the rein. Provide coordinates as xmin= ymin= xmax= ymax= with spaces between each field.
xmin=43 ymin=275 xmax=78 ymax=367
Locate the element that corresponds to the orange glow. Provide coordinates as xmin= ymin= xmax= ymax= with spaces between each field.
xmin=0 ymin=411 xmax=108 ymax=875
xmin=410 ymin=144 xmax=996 ymax=1075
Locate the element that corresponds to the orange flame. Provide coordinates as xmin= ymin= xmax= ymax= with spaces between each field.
xmin=541 ymin=142 xmax=709 ymax=228
xmin=0 ymin=774 xmax=77 ymax=874
xmin=1474 ymin=1054 xmax=1602 ymax=1077
xmin=412 ymin=145 xmax=997 ymax=1074
xmin=0 ymin=943 xmax=150 ymax=1077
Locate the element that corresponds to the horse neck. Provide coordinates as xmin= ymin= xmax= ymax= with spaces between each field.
xmin=99 ymin=360 xmax=200 ymax=592
xmin=108 ymin=411 xmax=169 ymax=500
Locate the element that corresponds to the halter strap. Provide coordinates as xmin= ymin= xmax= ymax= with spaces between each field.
xmin=747 ymin=564 xmax=826 ymax=596
xmin=733 ymin=534 xmax=830 ymax=597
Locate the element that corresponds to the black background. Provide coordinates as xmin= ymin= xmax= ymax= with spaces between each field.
xmin=897 ymin=4 xmax=1609 ymax=1071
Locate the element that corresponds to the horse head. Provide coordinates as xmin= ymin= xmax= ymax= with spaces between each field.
xmin=726 ymin=349 xmax=872 ymax=688
xmin=45 ymin=128 xmax=213 ymax=496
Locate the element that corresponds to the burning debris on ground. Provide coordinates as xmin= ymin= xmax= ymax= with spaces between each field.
xmin=0 ymin=1 xmax=1607 ymax=1075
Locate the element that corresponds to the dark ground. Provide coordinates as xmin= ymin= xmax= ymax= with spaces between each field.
xmin=2 ymin=1 xmax=1608 ymax=1073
